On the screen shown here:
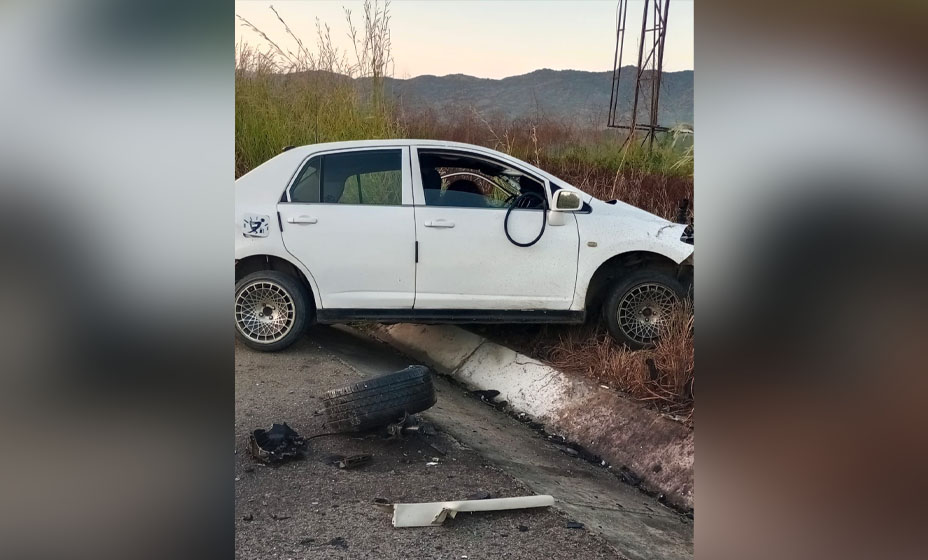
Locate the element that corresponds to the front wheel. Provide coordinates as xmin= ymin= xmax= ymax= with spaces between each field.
xmin=603 ymin=269 xmax=684 ymax=349
xmin=234 ymin=270 xmax=310 ymax=352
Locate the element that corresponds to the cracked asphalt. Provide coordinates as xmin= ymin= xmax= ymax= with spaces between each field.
xmin=235 ymin=325 xmax=692 ymax=560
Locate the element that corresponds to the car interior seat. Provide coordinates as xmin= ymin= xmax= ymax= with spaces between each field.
xmin=442 ymin=179 xmax=487 ymax=207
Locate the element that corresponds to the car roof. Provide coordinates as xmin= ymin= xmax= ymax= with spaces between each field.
xmin=282 ymin=139 xmax=578 ymax=190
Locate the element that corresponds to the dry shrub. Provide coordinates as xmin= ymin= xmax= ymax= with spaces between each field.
xmin=543 ymin=303 xmax=694 ymax=419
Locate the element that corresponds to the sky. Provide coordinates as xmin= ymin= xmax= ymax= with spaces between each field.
xmin=235 ymin=0 xmax=694 ymax=79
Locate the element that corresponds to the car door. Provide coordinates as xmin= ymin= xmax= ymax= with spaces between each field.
xmin=411 ymin=147 xmax=580 ymax=310
xmin=278 ymin=147 xmax=416 ymax=309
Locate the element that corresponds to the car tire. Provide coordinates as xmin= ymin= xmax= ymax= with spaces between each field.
xmin=322 ymin=366 xmax=437 ymax=433
xmin=234 ymin=270 xmax=311 ymax=352
xmin=603 ymin=269 xmax=685 ymax=349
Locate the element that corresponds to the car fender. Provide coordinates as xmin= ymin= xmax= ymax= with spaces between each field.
xmin=235 ymin=243 xmax=323 ymax=309
xmin=571 ymin=215 xmax=694 ymax=310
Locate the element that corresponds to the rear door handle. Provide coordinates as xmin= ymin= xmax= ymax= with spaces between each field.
xmin=424 ymin=219 xmax=454 ymax=228
xmin=287 ymin=215 xmax=318 ymax=224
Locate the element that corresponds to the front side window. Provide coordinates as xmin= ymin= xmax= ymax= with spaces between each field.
xmin=417 ymin=150 xmax=546 ymax=209
xmin=289 ymin=149 xmax=402 ymax=205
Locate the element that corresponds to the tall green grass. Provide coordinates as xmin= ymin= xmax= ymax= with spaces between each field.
xmin=235 ymin=1 xmax=400 ymax=177
xmin=235 ymin=1 xmax=693 ymax=188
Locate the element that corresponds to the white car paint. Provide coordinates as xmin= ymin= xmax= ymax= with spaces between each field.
xmin=235 ymin=139 xmax=693 ymax=313
xmin=277 ymin=145 xmax=417 ymax=308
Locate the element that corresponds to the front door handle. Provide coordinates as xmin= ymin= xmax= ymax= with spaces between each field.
xmin=287 ymin=215 xmax=318 ymax=224
xmin=424 ymin=219 xmax=455 ymax=228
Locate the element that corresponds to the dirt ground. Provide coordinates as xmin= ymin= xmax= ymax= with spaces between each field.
xmin=235 ymin=326 xmax=692 ymax=560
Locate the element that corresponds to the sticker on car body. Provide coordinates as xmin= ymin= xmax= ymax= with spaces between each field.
xmin=243 ymin=213 xmax=270 ymax=237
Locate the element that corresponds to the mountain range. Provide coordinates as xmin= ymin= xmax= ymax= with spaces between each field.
xmin=382 ymin=67 xmax=693 ymax=128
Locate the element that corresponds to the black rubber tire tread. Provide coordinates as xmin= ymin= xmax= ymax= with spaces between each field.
xmin=322 ymin=366 xmax=436 ymax=433
xmin=234 ymin=270 xmax=311 ymax=353
xmin=602 ymin=268 xmax=685 ymax=350
xmin=323 ymin=376 xmax=431 ymax=407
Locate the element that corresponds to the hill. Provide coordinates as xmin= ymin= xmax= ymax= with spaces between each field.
xmin=382 ymin=67 xmax=693 ymax=127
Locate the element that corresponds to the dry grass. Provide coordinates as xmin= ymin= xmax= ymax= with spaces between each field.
xmin=477 ymin=304 xmax=694 ymax=420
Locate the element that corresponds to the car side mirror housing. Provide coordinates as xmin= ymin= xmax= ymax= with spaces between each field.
xmin=554 ymin=190 xmax=582 ymax=211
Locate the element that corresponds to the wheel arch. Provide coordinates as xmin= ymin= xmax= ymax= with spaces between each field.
xmin=235 ymin=254 xmax=319 ymax=309
xmin=582 ymin=250 xmax=691 ymax=314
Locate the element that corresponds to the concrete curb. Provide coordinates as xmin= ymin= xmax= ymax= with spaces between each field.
xmin=369 ymin=323 xmax=694 ymax=510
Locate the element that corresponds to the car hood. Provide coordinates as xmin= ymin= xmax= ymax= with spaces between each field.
xmin=587 ymin=197 xmax=674 ymax=226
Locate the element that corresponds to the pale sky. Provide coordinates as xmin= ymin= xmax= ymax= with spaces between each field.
xmin=235 ymin=0 xmax=693 ymax=79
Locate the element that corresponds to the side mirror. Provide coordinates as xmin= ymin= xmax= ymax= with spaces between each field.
xmin=554 ymin=190 xmax=583 ymax=211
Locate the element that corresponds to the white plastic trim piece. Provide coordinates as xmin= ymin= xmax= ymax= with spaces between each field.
xmin=392 ymin=495 xmax=555 ymax=527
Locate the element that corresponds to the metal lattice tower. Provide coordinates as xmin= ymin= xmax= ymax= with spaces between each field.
xmin=607 ymin=0 xmax=671 ymax=150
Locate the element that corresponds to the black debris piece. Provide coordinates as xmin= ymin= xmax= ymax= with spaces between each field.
xmin=333 ymin=454 xmax=372 ymax=469
xmin=249 ymin=423 xmax=309 ymax=464
xmin=373 ymin=497 xmax=390 ymax=505
xmin=566 ymin=521 xmax=584 ymax=529
xmin=471 ymin=389 xmax=500 ymax=401
xmin=518 ymin=525 xmax=529 ymax=532
xmin=242 ymin=513 xmax=253 ymax=522
xmin=558 ymin=446 xmax=580 ymax=457
xmin=466 ymin=490 xmax=492 ymax=500
xmin=618 ymin=466 xmax=642 ymax=486
xmin=385 ymin=412 xmax=437 ymax=439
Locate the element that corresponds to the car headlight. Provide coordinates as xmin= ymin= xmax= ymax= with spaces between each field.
xmin=680 ymin=223 xmax=694 ymax=245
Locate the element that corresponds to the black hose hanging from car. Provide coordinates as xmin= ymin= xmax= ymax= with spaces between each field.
xmin=504 ymin=192 xmax=548 ymax=247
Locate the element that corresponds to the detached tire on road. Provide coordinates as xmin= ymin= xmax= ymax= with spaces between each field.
xmin=322 ymin=365 xmax=436 ymax=433
xmin=603 ymin=269 xmax=685 ymax=350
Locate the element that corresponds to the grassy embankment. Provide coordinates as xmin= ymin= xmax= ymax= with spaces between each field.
xmin=235 ymin=1 xmax=694 ymax=418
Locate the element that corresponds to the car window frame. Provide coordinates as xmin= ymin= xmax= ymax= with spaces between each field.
xmin=281 ymin=146 xmax=412 ymax=206
xmin=411 ymin=146 xmax=550 ymax=210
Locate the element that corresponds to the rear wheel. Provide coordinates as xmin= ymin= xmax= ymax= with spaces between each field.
xmin=234 ymin=270 xmax=310 ymax=352
xmin=603 ymin=269 xmax=684 ymax=349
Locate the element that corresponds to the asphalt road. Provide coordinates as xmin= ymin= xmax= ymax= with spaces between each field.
xmin=235 ymin=325 xmax=693 ymax=560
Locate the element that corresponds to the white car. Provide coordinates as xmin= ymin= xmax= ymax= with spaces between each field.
xmin=235 ymin=140 xmax=693 ymax=351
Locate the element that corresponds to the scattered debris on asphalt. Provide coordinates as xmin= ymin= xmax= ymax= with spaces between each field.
xmin=385 ymin=412 xmax=437 ymax=439
xmin=242 ymin=513 xmax=253 ymax=521
xmin=566 ymin=521 xmax=584 ymax=529
xmin=470 ymin=389 xmax=508 ymax=410
xmin=329 ymin=453 xmax=373 ymax=469
xmin=518 ymin=525 xmax=529 ymax=532
xmin=471 ymin=389 xmax=500 ymax=401
xmin=249 ymin=423 xmax=308 ymax=464
xmin=466 ymin=491 xmax=492 ymax=500
xmin=618 ymin=466 xmax=642 ymax=487
xmin=392 ymin=495 xmax=555 ymax=527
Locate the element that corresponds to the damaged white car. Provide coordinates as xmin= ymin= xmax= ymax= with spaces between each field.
xmin=235 ymin=140 xmax=693 ymax=351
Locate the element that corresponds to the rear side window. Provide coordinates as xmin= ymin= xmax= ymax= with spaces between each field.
xmin=289 ymin=157 xmax=321 ymax=203
xmin=289 ymin=149 xmax=402 ymax=205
